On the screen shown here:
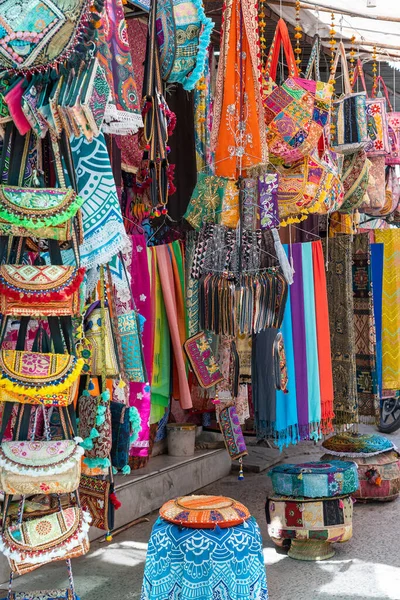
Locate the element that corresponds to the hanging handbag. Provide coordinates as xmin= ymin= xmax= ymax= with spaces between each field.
xmin=371 ymin=75 xmax=400 ymax=166
xmin=330 ymin=43 xmax=368 ymax=155
xmin=263 ymin=24 xmax=332 ymax=164
xmin=0 ymin=507 xmax=91 ymax=576
xmin=0 ymin=439 xmax=83 ymax=496
xmin=351 ymin=61 xmax=390 ymax=157
xmin=0 ymin=0 xmax=91 ymax=71
xmin=217 ymin=403 xmax=248 ymax=461
xmin=0 ymin=185 xmax=84 ymax=241
xmin=339 ymin=149 xmax=371 ymax=213
xmin=78 ymin=393 xmax=112 ymax=470
xmin=156 ymin=0 xmax=213 ymax=91
xmin=0 ymin=265 xmax=85 ymax=318
xmin=184 ymin=331 xmax=224 ymax=388
xmin=361 ymin=155 xmax=386 ymax=212
xmin=110 ymin=402 xmax=141 ymax=473
xmin=0 ymin=350 xmax=83 ymax=406
xmin=117 ymin=311 xmax=147 ymax=383
xmin=79 ymin=474 xmax=118 ymax=532
xmin=84 ymin=302 xmax=119 ymax=377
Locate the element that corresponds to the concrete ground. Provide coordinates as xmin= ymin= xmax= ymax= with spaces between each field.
xmin=3 ymin=425 xmax=400 ymax=600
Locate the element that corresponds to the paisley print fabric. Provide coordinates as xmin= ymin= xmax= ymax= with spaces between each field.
xmin=141 ymin=517 xmax=268 ymax=600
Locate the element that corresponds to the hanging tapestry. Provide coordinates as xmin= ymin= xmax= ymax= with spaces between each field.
xmin=323 ymin=236 xmax=358 ymax=427
xmin=374 ymin=230 xmax=400 ymax=390
xmin=70 ymin=133 xmax=128 ymax=269
xmin=99 ymin=0 xmax=143 ymax=134
xmin=352 ymin=234 xmax=379 ymax=423
xmin=210 ymin=0 xmax=268 ymax=178
xmin=370 ymin=243 xmax=384 ymax=395
xmin=311 ymin=241 xmax=334 ymax=433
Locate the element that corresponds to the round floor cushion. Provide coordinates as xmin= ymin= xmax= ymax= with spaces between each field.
xmin=322 ymin=433 xmax=400 ymax=502
xmin=160 ymin=495 xmax=251 ymax=528
xmin=268 ymin=461 xmax=359 ymax=499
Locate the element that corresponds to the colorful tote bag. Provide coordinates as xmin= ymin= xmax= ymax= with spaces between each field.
xmin=263 ymin=21 xmax=332 ymax=164
xmin=78 ymin=393 xmax=112 ymax=469
xmin=0 ymin=185 xmax=84 ymax=241
xmin=369 ymin=76 xmax=400 ymax=166
xmin=340 ymin=149 xmax=371 ymax=213
xmin=331 ymin=43 xmax=368 ymax=155
xmin=0 ymin=0 xmax=91 ymax=71
xmin=84 ymin=304 xmax=119 ymax=377
xmin=117 ymin=311 xmax=147 ymax=383
xmin=362 ymin=155 xmax=386 ymax=212
xmin=218 ymin=404 xmax=248 ymax=461
xmin=0 ymin=350 xmax=83 ymax=406
xmin=0 ymin=508 xmax=91 ymax=576
xmin=352 ymin=62 xmax=390 ymax=157
xmin=0 ymin=265 xmax=85 ymax=318
xmin=0 ymin=439 xmax=83 ymax=496
xmin=156 ymin=0 xmax=213 ymax=91
xmin=79 ymin=474 xmax=116 ymax=532
xmin=184 ymin=332 xmax=224 ymax=388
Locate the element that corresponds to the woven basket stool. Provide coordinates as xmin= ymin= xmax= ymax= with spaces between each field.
xmin=267 ymin=461 xmax=359 ymax=561
xmin=321 ymin=433 xmax=400 ymax=502
xmin=141 ymin=495 xmax=268 ymax=600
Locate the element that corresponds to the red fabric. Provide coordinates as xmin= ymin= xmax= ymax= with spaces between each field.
xmin=266 ymin=18 xmax=298 ymax=81
xmin=312 ymin=241 xmax=334 ymax=433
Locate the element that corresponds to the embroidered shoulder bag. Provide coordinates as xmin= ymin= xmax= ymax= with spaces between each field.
xmin=330 ymin=43 xmax=368 ymax=154
xmin=0 ymin=349 xmax=84 ymax=406
xmin=372 ymin=76 xmax=400 ymax=166
xmin=0 ymin=439 xmax=83 ymax=496
xmin=339 ymin=149 xmax=371 ymax=213
xmin=184 ymin=331 xmax=224 ymax=388
xmin=117 ymin=311 xmax=147 ymax=383
xmin=0 ymin=507 xmax=91 ymax=576
xmin=156 ymin=0 xmax=213 ymax=91
xmin=110 ymin=403 xmax=141 ymax=473
xmin=0 ymin=0 xmax=91 ymax=71
xmin=0 ymin=265 xmax=85 ymax=318
xmin=0 ymin=185 xmax=84 ymax=242
xmin=263 ymin=24 xmax=332 ymax=164
xmin=84 ymin=301 xmax=119 ymax=377
xmin=352 ymin=61 xmax=390 ymax=157
xmin=79 ymin=393 xmax=112 ymax=470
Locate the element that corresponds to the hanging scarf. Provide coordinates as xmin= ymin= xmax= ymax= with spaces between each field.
xmin=352 ymin=233 xmax=379 ymax=423
xmin=151 ymin=247 xmax=171 ymax=415
xmin=99 ymin=0 xmax=143 ymax=135
xmin=70 ymin=133 xmax=128 ymax=269
xmin=155 ymin=245 xmax=192 ymax=409
xmin=374 ymin=229 xmax=400 ymax=390
xmin=252 ymin=328 xmax=278 ymax=439
xmin=289 ymin=243 xmax=309 ymax=439
xmin=312 ymin=241 xmax=334 ymax=433
xmin=170 ymin=241 xmax=189 ymax=398
xmin=301 ymin=243 xmax=321 ymax=439
xmin=211 ymin=0 xmax=267 ymax=178
xmin=128 ymin=235 xmax=153 ymax=457
xmin=371 ymin=243 xmax=384 ymax=396
xmin=323 ymin=236 xmax=358 ymax=427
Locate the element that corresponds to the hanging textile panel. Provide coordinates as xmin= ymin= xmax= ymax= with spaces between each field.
xmin=370 ymin=243 xmax=384 ymax=396
xmin=210 ymin=0 xmax=267 ymax=178
xmin=352 ymin=234 xmax=379 ymax=423
xmin=323 ymin=236 xmax=358 ymax=427
xmin=374 ymin=230 xmax=400 ymax=390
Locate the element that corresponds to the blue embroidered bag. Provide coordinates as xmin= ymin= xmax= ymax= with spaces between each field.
xmin=117 ymin=310 xmax=147 ymax=383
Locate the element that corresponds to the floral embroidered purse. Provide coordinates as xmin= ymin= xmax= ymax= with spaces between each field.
xmin=217 ymin=404 xmax=248 ymax=461
xmin=0 ymin=507 xmax=91 ymax=576
xmin=0 ymin=350 xmax=84 ymax=406
xmin=79 ymin=474 xmax=117 ymax=532
xmin=0 ymin=185 xmax=84 ymax=242
xmin=0 ymin=265 xmax=85 ymax=318
xmin=0 ymin=439 xmax=84 ymax=496
xmin=184 ymin=332 xmax=224 ymax=388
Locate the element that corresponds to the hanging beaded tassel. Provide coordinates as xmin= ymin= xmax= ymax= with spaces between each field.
xmin=294 ymin=0 xmax=302 ymax=70
xmin=258 ymin=0 xmax=268 ymax=98
xmin=329 ymin=12 xmax=336 ymax=141
xmin=372 ymin=45 xmax=378 ymax=97
xmin=238 ymin=457 xmax=244 ymax=480
xmin=349 ymin=35 xmax=356 ymax=84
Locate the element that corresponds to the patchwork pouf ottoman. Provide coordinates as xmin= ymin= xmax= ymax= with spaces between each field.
xmin=266 ymin=461 xmax=359 ymax=561
xmin=141 ymin=495 xmax=269 ymax=600
xmin=321 ymin=433 xmax=400 ymax=502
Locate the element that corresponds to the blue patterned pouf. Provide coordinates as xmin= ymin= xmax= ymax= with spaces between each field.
xmin=141 ymin=517 xmax=268 ymax=600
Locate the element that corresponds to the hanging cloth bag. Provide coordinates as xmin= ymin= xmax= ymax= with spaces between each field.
xmin=330 ymin=42 xmax=368 ymax=155
xmin=372 ymin=75 xmax=400 ymax=166
xmin=263 ymin=23 xmax=333 ymax=164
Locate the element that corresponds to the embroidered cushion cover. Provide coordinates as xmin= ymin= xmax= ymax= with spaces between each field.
xmin=0 ymin=439 xmax=83 ymax=495
xmin=268 ymin=461 xmax=359 ymax=498
xmin=322 ymin=433 xmax=395 ymax=456
xmin=160 ymin=495 xmax=251 ymax=528
xmin=0 ymin=350 xmax=84 ymax=405
xmin=0 ymin=265 xmax=85 ymax=317
xmin=0 ymin=0 xmax=90 ymax=71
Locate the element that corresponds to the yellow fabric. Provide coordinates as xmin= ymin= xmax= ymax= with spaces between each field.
xmin=375 ymin=229 xmax=400 ymax=389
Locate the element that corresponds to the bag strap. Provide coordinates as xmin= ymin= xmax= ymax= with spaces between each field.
xmin=373 ymin=75 xmax=393 ymax=110
xmin=265 ymin=18 xmax=298 ymax=81
xmin=330 ymin=42 xmax=352 ymax=94
xmin=351 ymin=59 xmax=368 ymax=95
xmin=305 ymin=35 xmax=321 ymax=81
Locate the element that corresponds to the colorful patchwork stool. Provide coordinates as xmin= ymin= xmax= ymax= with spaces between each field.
xmin=321 ymin=433 xmax=400 ymax=502
xmin=266 ymin=461 xmax=359 ymax=561
xmin=141 ymin=495 xmax=269 ymax=600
